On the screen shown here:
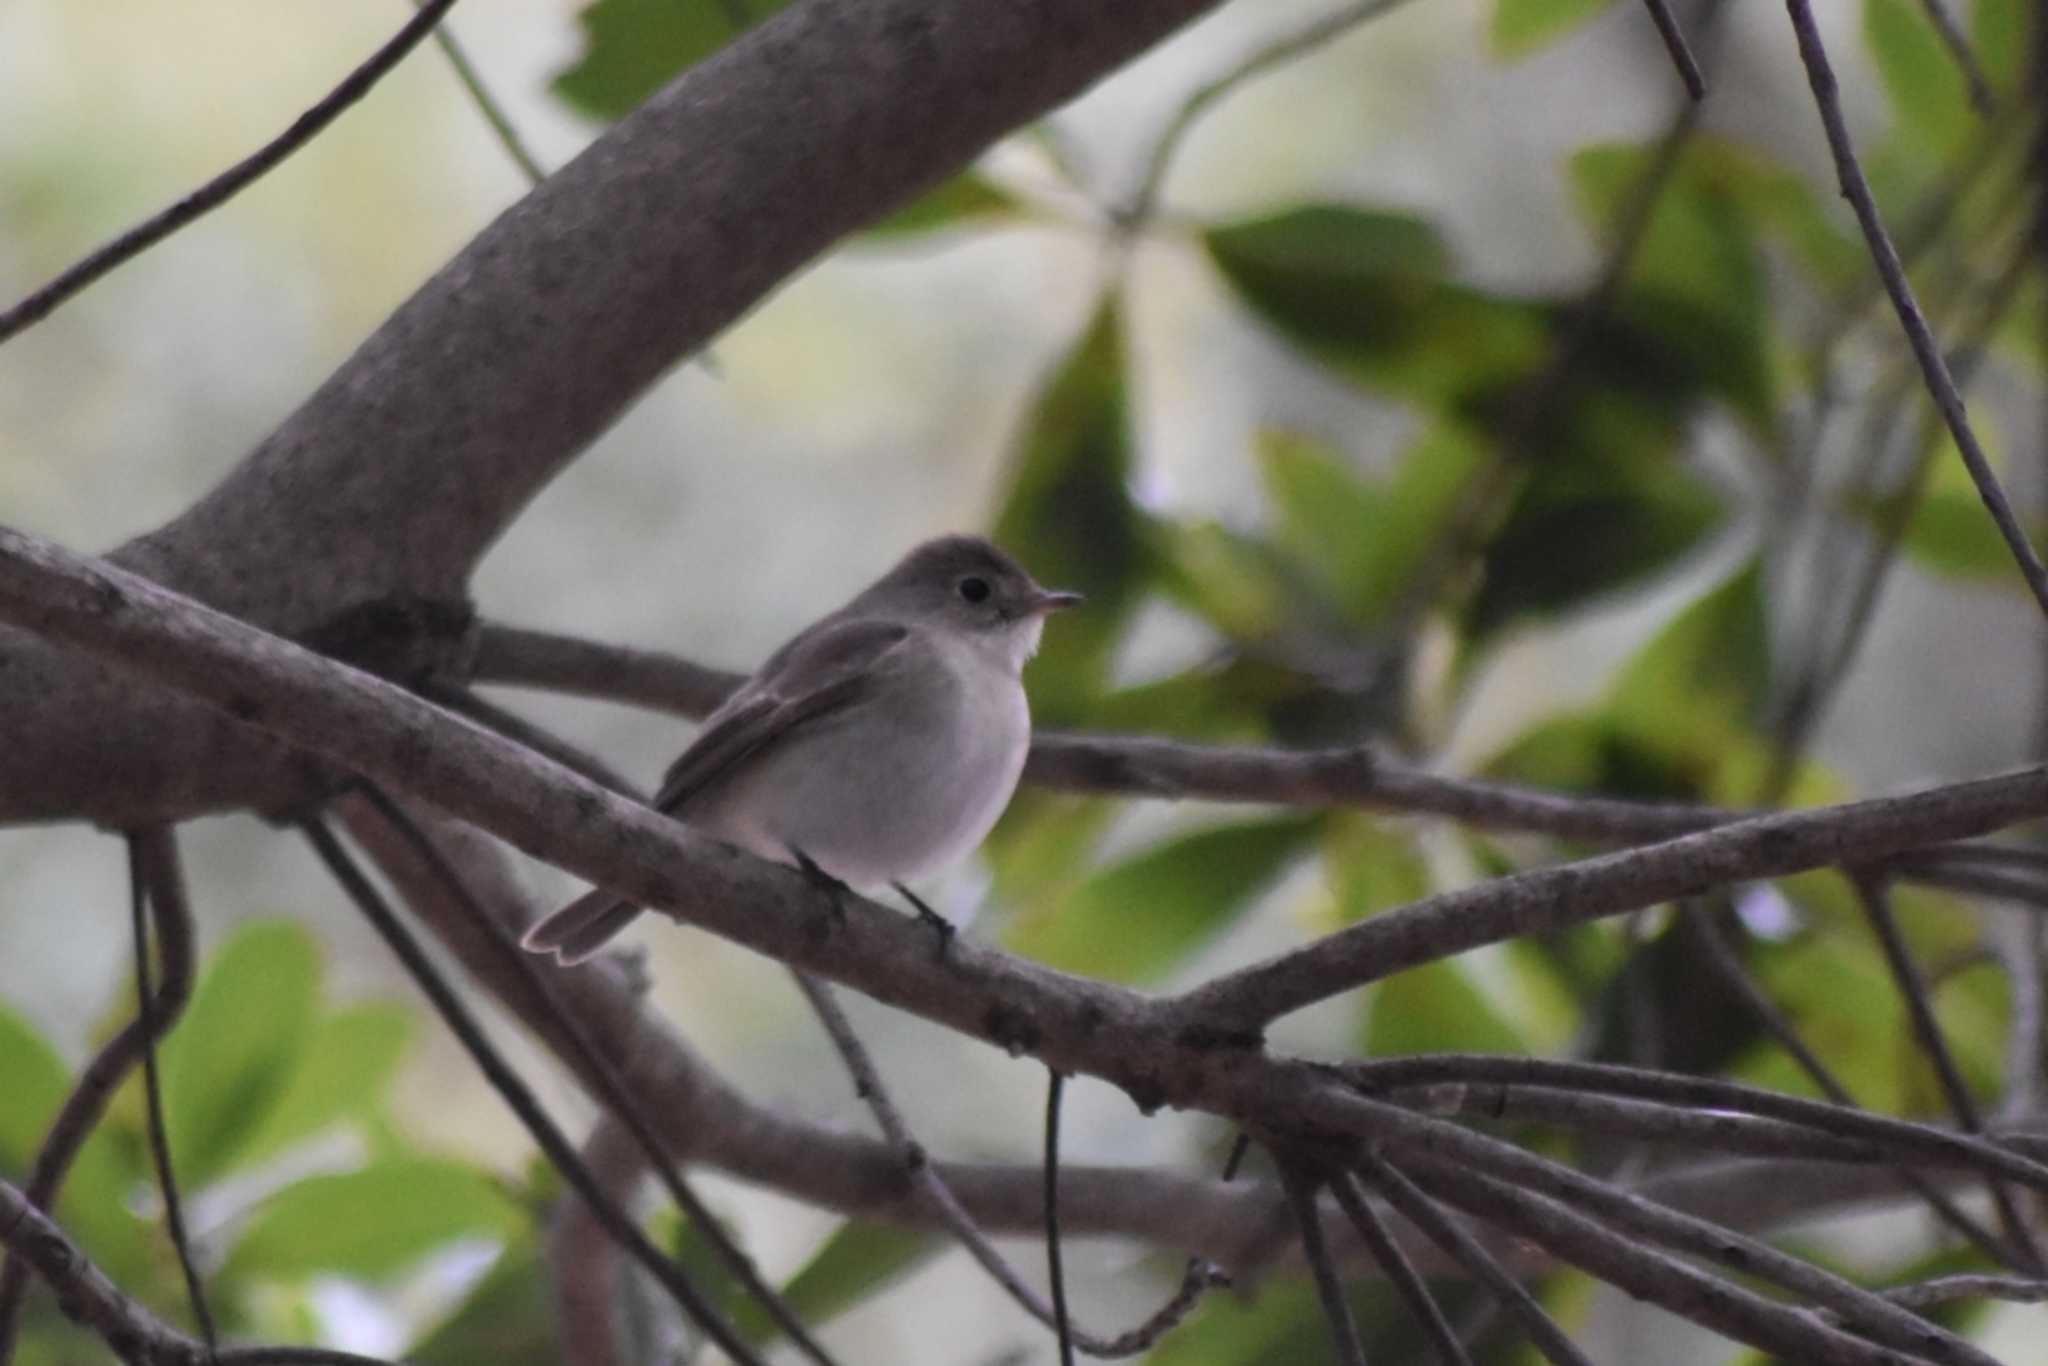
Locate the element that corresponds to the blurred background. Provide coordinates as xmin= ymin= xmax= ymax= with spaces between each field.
xmin=4 ymin=0 xmax=2045 ymax=1359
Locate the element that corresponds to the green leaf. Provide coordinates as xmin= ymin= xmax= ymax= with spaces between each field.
xmin=1257 ymin=423 xmax=1488 ymax=625
xmin=1569 ymin=141 xmax=1774 ymax=422
xmin=1611 ymin=558 xmax=1770 ymax=730
xmin=1745 ymin=935 xmax=1907 ymax=1110
xmin=160 ymin=921 xmax=321 ymax=1186
xmin=224 ymin=1159 xmax=523 ymax=1283
xmin=409 ymin=1245 xmax=556 ymax=1366
xmin=992 ymin=300 xmax=1145 ymax=722
xmin=1148 ymin=519 xmax=1313 ymax=645
xmin=1258 ymin=430 xmax=1385 ymax=596
xmin=237 ymin=1004 xmax=413 ymax=1166
xmin=1466 ymin=453 xmax=1725 ymax=637
xmin=1207 ymin=205 xmax=1547 ymax=408
xmin=1323 ymin=816 xmax=1432 ymax=925
xmin=863 ymin=174 xmax=1023 ymax=239
xmin=1366 ymin=958 xmax=1525 ymax=1057
xmin=1008 ymin=817 xmax=1322 ymax=983
xmin=553 ymin=0 xmax=794 ymax=121
xmin=1972 ymin=0 xmax=2025 ymax=92
xmin=0 ymin=1005 xmax=69 ymax=1173
xmin=1492 ymin=0 xmax=1619 ymax=57
xmin=1484 ymin=713 xmax=1716 ymax=804
xmin=1864 ymin=0 xmax=1971 ymax=157
xmin=736 ymin=1221 xmax=941 ymax=1345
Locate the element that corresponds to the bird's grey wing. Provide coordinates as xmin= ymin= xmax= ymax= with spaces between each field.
xmin=650 ymin=616 xmax=913 ymax=814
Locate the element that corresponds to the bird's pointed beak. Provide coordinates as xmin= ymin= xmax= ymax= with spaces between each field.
xmin=1027 ymin=589 xmax=1085 ymax=615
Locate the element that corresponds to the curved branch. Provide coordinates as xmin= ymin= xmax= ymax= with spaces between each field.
xmin=7 ymin=526 xmax=2048 ymax=1359
xmin=0 ymin=827 xmax=199 ymax=1359
xmin=125 ymin=0 xmax=1230 ymax=622
xmin=0 ymin=0 xmax=1233 ymax=829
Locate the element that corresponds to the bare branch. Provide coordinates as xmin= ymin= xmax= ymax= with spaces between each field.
xmin=1909 ymin=0 xmax=1997 ymax=113
xmin=329 ymin=798 xmax=1308 ymax=1270
xmin=299 ymin=816 xmax=769 ymax=1366
xmin=1354 ymin=1152 xmax=1590 ymax=1366
xmin=1780 ymin=0 xmax=2048 ymax=618
xmin=1328 ymin=1175 xmax=1472 ymax=1366
xmin=0 ymin=0 xmax=461 ymax=346
xmin=1685 ymin=902 xmax=2017 ymax=1264
xmin=0 ymin=826 xmax=199 ymax=1360
xmin=1402 ymin=1159 xmax=1944 ymax=1366
xmin=469 ymin=626 xmax=1736 ymax=841
xmin=1853 ymin=874 xmax=2044 ymax=1268
xmin=1120 ymin=0 xmax=1417 ymax=226
xmin=1178 ymin=767 xmax=2048 ymax=1027
xmin=1634 ymin=0 xmax=1706 ymax=98
xmin=1879 ymin=1273 xmax=2048 ymax=1311
xmin=426 ymin=15 xmax=547 ymax=186
xmin=1278 ymin=1162 xmax=1367 ymax=1366
xmin=128 ymin=831 xmax=217 ymax=1350
xmin=545 ymin=1118 xmax=644 ymax=1366
xmin=1044 ymin=1071 xmax=1076 ymax=1366
xmin=471 ymin=626 xmax=742 ymax=719
xmin=352 ymin=785 xmax=838 ymax=1366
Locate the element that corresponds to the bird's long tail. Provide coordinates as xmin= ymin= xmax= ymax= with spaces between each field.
xmin=521 ymin=888 xmax=643 ymax=965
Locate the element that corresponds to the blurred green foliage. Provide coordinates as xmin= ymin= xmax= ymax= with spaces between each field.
xmin=8 ymin=0 xmax=2044 ymax=1358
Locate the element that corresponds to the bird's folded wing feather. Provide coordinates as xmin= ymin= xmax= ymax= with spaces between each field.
xmin=651 ymin=616 xmax=914 ymax=814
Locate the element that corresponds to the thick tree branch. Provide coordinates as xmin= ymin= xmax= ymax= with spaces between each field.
xmin=124 ymin=0 xmax=1230 ymax=622
xmin=0 ymin=0 xmax=1232 ymax=828
xmin=13 ymin=527 xmax=2048 ymax=1357
xmin=11 ymin=523 xmax=2048 ymax=1138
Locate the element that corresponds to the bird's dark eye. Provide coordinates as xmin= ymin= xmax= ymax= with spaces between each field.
xmin=957 ymin=576 xmax=991 ymax=604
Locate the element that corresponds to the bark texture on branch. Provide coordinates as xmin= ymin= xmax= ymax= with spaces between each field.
xmin=0 ymin=0 xmax=1226 ymax=827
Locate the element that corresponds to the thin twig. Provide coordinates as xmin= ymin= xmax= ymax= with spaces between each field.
xmin=1350 ymin=1055 xmax=2048 ymax=1190
xmin=1772 ymin=234 xmax=2032 ymax=772
xmin=1781 ymin=0 xmax=2048 ymax=619
xmin=1684 ymin=904 xmax=2021 ymax=1265
xmin=1044 ymin=1070 xmax=1076 ymax=1366
xmin=1879 ymin=1272 xmax=2048 ymax=1311
xmin=788 ymin=971 xmax=1210 ymax=1357
xmin=298 ymin=816 xmax=769 ymax=1366
xmin=1400 ymin=1158 xmax=1952 ymax=1366
xmin=787 ymin=970 xmax=1087 ymax=1345
xmin=129 ymin=832 xmax=217 ymax=1353
xmin=427 ymin=18 xmax=547 ymax=185
xmin=1120 ymin=0 xmax=1416 ymax=226
xmin=1853 ymin=873 xmax=2044 ymax=1269
xmin=1353 ymin=1152 xmax=1592 ymax=1366
xmin=1278 ymin=1162 xmax=1367 ymax=1366
xmin=0 ymin=831 xmax=198 ymax=1362
xmin=1910 ymin=0 xmax=1997 ymax=113
xmin=0 ymin=0 xmax=461 ymax=345
xmin=352 ymin=785 xmax=840 ymax=1366
xmin=1400 ymin=1080 xmax=1898 ymax=1163
xmin=470 ymin=624 xmax=742 ymax=717
xmin=1634 ymin=0 xmax=1706 ymax=98
xmin=1331 ymin=1090 xmax=2002 ymax=1365
xmin=1328 ymin=1174 xmax=1473 ymax=1366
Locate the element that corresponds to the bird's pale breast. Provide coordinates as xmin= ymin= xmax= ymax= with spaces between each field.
xmin=689 ymin=630 xmax=1030 ymax=888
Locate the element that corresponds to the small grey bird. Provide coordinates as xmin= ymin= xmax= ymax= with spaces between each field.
xmin=522 ymin=535 xmax=1080 ymax=964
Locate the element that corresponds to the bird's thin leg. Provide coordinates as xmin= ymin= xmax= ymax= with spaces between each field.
xmin=892 ymin=881 xmax=954 ymax=957
xmin=787 ymin=845 xmax=851 ymax=928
